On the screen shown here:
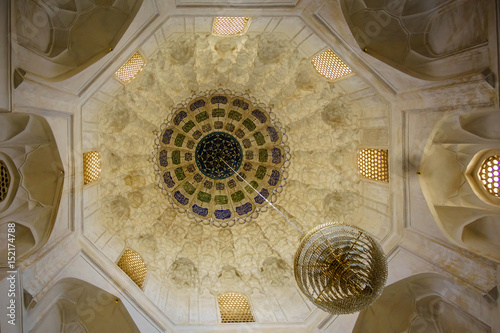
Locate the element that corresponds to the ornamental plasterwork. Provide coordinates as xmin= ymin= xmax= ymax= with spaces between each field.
xmin=95 ymin=33 xmax=365 ymax=301
xmin=153 ymin=91 xmax=290 ymax=227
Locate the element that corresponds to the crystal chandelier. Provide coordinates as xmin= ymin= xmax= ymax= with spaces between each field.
xmin=294 ymin=223 xmax=387 ymax=314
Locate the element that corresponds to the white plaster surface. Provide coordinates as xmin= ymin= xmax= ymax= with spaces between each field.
xmin=3 ymin=1 xmax=499 ymax=332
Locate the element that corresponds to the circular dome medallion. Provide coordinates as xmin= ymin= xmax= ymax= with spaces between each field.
xmin=153 ymin=91 xmax=290 ymax=228
xmin=195 ymin=132 xmax=243 ymax=180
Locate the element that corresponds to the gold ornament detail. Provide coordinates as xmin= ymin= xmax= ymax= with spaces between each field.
xmin=294 ymin=223 xmax=388 ymax=314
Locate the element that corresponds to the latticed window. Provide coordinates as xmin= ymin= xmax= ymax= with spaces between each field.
xmin=0 ymin=160 xmax=10 ymax=202
xmin=218 ymin=292 xmax=255 ymax=323
xmin=358 ymin=149 xmax=389 ymax=182
xmin=115 ymin=51 xmax=146 ymax=84
xmin=83 ymin=151 xmax=101 ymax=185
xmin=479 ymin=155 xmax=500 ymax=197
xmin=117 ymin=249 xmax=147 ymax=289
xmin=311 ymin=49 xmax=352 ymax=81
xmin=212 ymin=17 xmax=250 ymax=36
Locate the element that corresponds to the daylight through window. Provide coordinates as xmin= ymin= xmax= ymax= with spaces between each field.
xmin=218 ymin=292 xmax=255 ymax=323
xmin=115 ymin=51 xmax=146 ymax=84
xmin=83 ymin=151 xmax=101 ymax=185
xmin=117 ymin=249 xmax=147 ymax=289
xmin=479 ymin=155 xmax=500 ymax=197
xmin=311 ymin=49 xmax=352 ymax=81
xmin=358 ymin=149 xmax=389 ymax=182
xmin=0 ymin=160 xmax=10 ymax=202
xmin=213 ymin=17 xmax=251 ymax=36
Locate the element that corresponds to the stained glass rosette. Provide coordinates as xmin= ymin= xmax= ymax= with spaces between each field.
xmin=153 ymin=91 xmax=290 ymax=227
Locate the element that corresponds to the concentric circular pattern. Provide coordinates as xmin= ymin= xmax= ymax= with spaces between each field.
xmin=479 ymin=155 xmax=500 ymax=197
xmin=294 ymin=223 xmax=388 ymax=314
xmin=153 ymin=91 xmax=290 ymax=227
xmin=195 ymin=132 xmax=243 ymax=179
xmin=0 ymin=160 xmax=10 ymax=202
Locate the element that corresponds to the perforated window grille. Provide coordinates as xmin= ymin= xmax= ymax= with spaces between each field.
xmin=218 ymin=292 xmax=255 ymax=323
xmin=117 ymin=249 xmax=147 ymax=289
xmin=479 ymin=155 xmax=500 ymax=197
xmin=83 ymin=151 xmax=101 ymax=185
xmin=358 ymin=149 xmax=389 ymax=182
xmin=212 ymin=17 xmax=250 ymax=36
xmin=311 ymin=49 xmax=352 ymax=81
xmin=0 ymin=160 xmax=10 ymax=202
xmin=115 ymin=51 xmax=146 ymax=84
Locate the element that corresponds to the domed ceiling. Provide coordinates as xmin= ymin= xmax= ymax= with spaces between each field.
xmin=9 ymin=0 xmax=499 ymax=331
xmin=84 ymin=30 xmax=388 ymax=323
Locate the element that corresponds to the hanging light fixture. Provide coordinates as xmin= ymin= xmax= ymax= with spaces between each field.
xmin=294 ymin=223 xmax=387 ymax=314
xmin=222 ymin=160 xmax=388 ymax=314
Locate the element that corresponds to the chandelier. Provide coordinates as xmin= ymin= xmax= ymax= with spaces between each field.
xmin=294 ymin=223 xmax=388 ymax=314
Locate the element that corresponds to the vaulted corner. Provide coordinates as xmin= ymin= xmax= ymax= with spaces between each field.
xmin=1 ymin=0 xmax=500 ymax=332
xmin=14 ymin=0 xmax=144 ymax=81
xmin=0 ymin=113 xmax=64 ymax=272
xmin=353 ymin=273 xmax=492 ymax=333
xmin=419 ymin=110 xmax=500 ymax=261
xmin=340 ymin=0 xmax=490 ymax=81
xmin=26 ymin=278 xmax=140 ymax=333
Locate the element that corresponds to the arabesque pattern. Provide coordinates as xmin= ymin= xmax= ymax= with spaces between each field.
xmin=153 ymin=91 xmax=290 ymax=227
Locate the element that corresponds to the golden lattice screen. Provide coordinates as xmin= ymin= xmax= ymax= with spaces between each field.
xmin=115 ymin=51 xmax=146 ymax=84
xmin=358 ymin=149 xmax=389 ymax=182
xmin=311 ymin=49 xmax=352 ymax=81
xmin=83 ymin=151 xmax=101 ymax=185
xmin=212 ymin=17 xmax=250 ymax=36
xmin=479 ymin=155 xmax=500 ymax=197
xmin=117 ymin=249 xmax=147 ymax=289
xmin=218 ymin=292 xmax=255 ymax=323
xmin=0 ymin=160 xmax=10 ymax=202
